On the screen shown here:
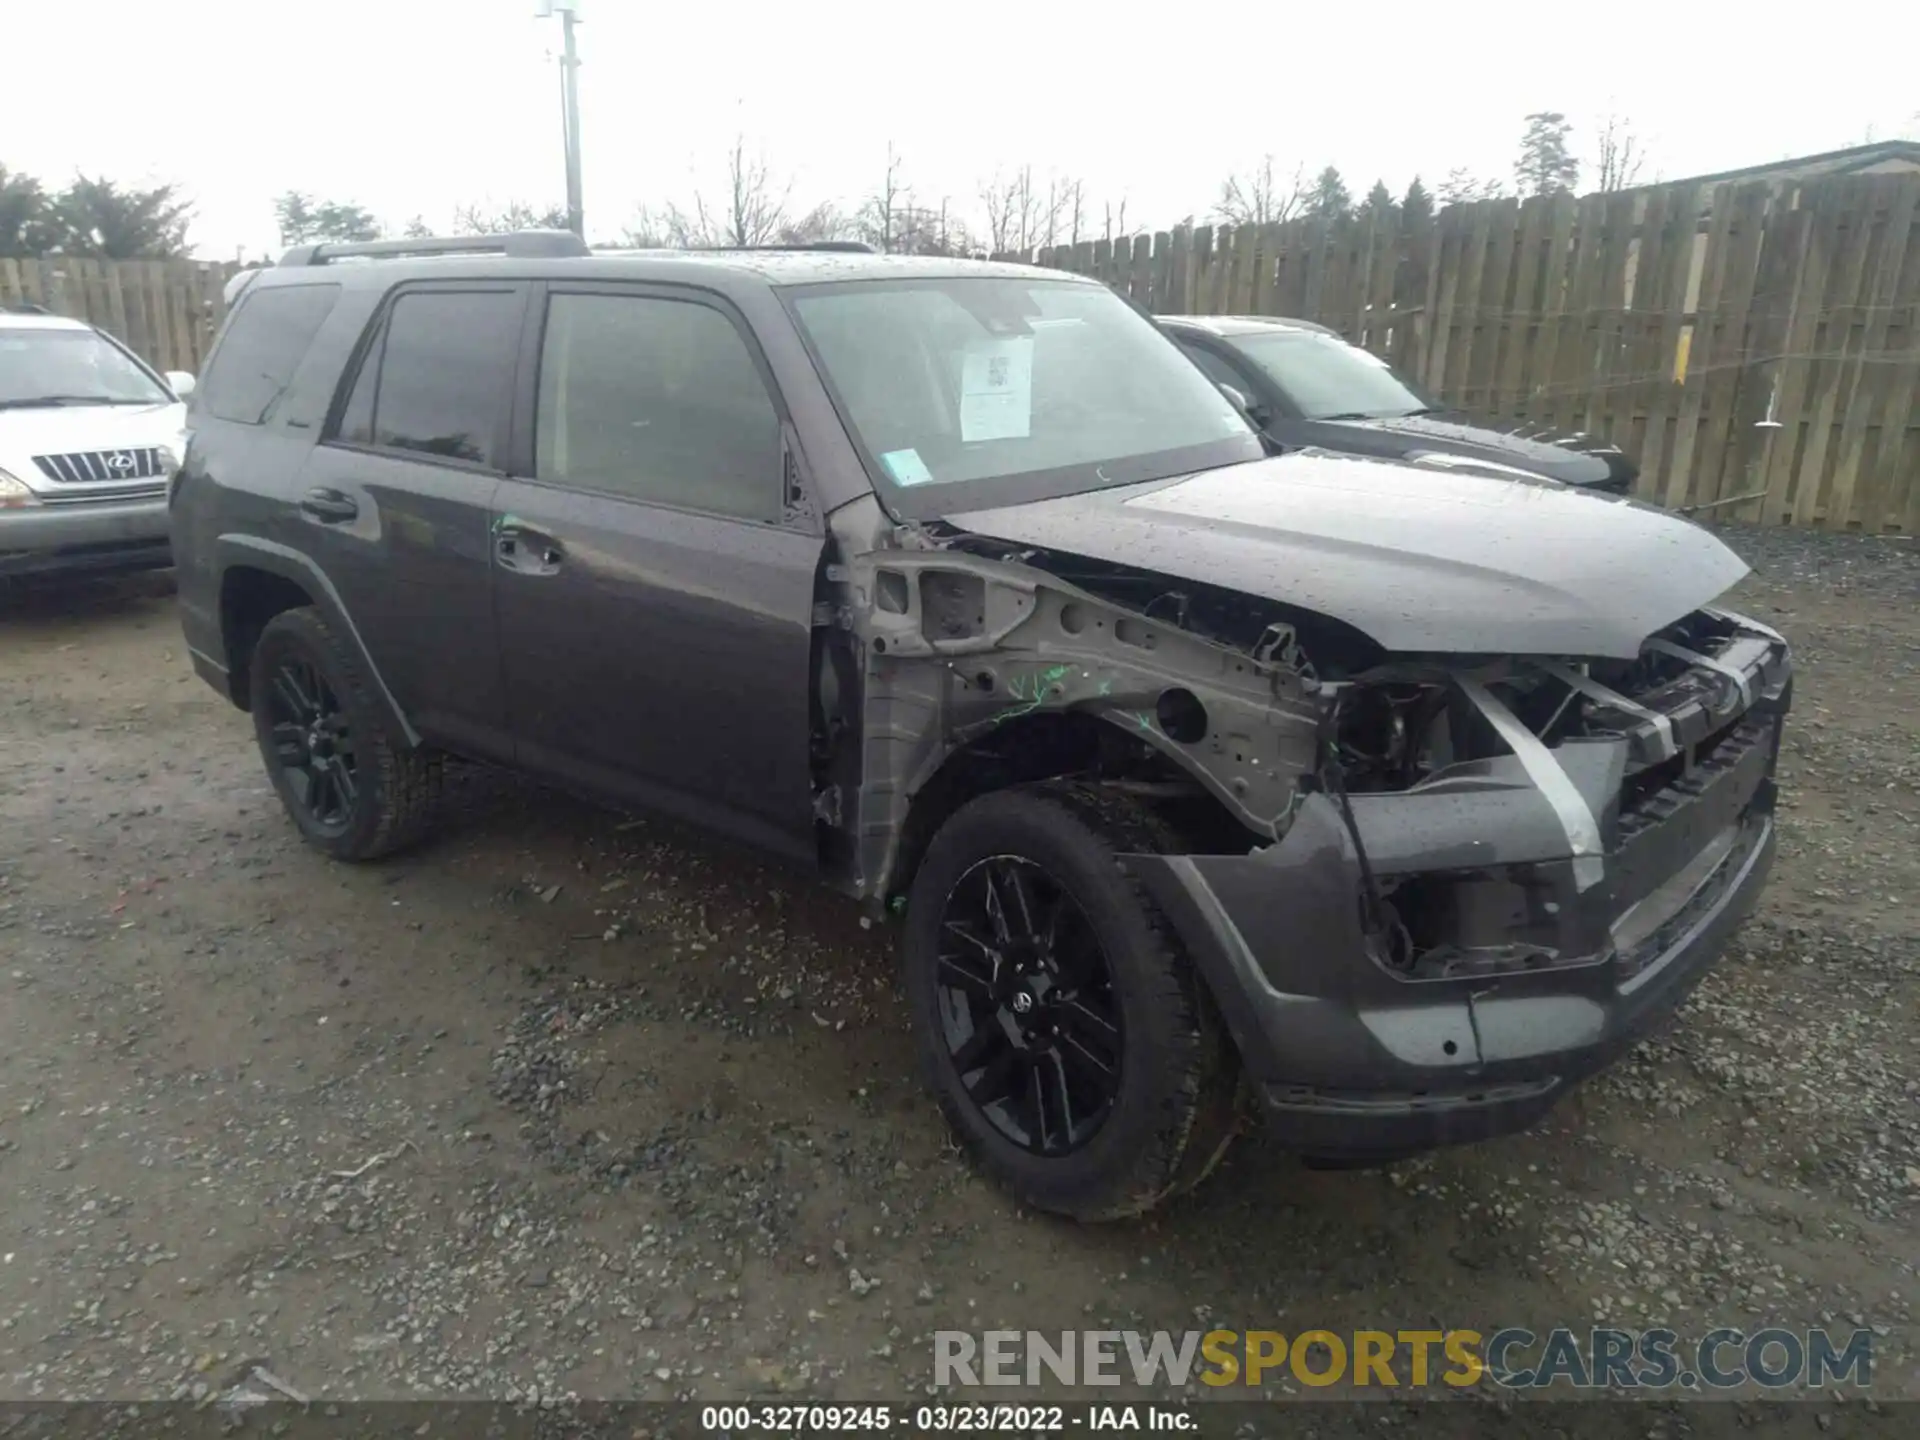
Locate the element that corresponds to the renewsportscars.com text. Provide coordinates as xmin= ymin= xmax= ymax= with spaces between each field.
xmin=934 ymin=1327 xmax=1874 ymax=1391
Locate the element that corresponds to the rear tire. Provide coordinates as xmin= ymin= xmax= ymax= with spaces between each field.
xmin=248 ymin=606 xmax=441 ymax=861
xmin=903 ymin=780 xmax=1239 ymax=1220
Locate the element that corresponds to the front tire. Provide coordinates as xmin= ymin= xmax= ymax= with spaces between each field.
xmin=248 ymin=606 xmax=441 ymax=861
xmin=903 ymin=781 xmax=1239 ymax=1221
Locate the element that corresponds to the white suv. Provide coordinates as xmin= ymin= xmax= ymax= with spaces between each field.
xmin=0 ymin=306 xmax=195 ymax=579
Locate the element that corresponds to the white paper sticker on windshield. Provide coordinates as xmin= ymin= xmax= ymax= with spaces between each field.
xmin=959 ymin=337 xmax=1034 ymax=442
xmin=880 ymin=448 xmax=935 ymax=485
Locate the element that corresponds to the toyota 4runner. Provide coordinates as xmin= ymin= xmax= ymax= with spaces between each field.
xmin=171 ymin=231 xmax=1790 ymax=1220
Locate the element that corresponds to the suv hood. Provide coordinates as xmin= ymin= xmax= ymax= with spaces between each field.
xmin=944 ymin=451 xmax=1748 ymax=660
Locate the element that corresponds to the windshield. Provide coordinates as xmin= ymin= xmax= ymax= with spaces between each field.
xmin=0 ymin=327 xmax=172 ymax=408
xmin=1230 ymin=331 xmax=1430 ymax=421
xmin=788 ymin=278 xmax=1261 ymax=515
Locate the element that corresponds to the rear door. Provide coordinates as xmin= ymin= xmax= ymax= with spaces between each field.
xmin=298 ymin=282 xmax=526 ymax=760
xmin=490 ymin=282 xmax=823 ymax=862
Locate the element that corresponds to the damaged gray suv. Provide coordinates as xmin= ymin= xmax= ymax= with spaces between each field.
xmin=171 ymin=232 xmax=1790 ymax=1220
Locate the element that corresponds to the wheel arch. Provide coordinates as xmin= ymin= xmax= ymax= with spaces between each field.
xmin=213 ymin=535 xmax=419 ymax=748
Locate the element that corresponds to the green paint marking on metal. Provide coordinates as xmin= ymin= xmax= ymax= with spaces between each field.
xmin=1097 ymin=679 xmax=1113 ymax=696
xmin=1134 ymin=711 xmax=1155 ymax=732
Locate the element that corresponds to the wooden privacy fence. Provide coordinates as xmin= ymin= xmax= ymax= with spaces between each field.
xmin=0 ymin=256 xmax=239 ymax=376
xmin=1022 ymin=173 xmax=1920 ymax=533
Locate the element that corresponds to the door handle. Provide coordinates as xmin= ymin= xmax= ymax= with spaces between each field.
xmin=494 ymin=523 xmax=564 ymax=575
xmin=299 ymin=487 xmax=359 ymax=523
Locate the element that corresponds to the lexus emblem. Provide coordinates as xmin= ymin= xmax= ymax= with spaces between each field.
xmin=106 ymin=451 xmax=136 ymax=473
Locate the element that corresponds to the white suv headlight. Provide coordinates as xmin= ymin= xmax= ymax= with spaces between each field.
xmin=0 ymin=468 xmax=42 ymax=509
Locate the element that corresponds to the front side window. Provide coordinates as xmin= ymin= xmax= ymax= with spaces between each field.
xmin=197 ymin=283 xmax=339 ymax=424
xmin=364 ymin=290 xmax=520 ymax=467
xmin=786 ymin=278 xmax=1259 ymax=516
xmin=1227 ymin=331 xmax=1432 ymax=422
xmin=534 ymin=292 xmax=781 ymax=522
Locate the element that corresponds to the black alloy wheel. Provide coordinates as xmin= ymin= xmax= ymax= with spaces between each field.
xmin=934 ymin=855 xmax=1124 ymax=1155
xmin=263 ymin=654 xmax=359 ymax=834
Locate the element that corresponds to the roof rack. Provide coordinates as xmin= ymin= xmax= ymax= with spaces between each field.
xmin=278 ymin=230 xmax=590 ymax=267
xmin=677 ymin=241 xmax=878 ymax=255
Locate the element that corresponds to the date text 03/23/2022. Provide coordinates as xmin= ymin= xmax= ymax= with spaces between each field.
xmin=699 ymin=1405 xmax=1190 ymax=1431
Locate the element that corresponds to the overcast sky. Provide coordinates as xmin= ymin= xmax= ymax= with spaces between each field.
xmin=4 ymin=0 xmax=1917 ymax=259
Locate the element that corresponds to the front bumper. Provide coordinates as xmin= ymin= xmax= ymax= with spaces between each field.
xmin=0 ymin=498 xmax=172 ymax=577
xmin=1126 ymin=627 xmax=1789 ymax=1161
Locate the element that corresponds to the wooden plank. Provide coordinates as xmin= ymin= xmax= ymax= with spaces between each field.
xmin=1319 ymin=220 xmax=1358 ymax=336
xmin=1823 ymin=177 xmax=1917 ymax=530
xmin=167 ymin=265 xmax=200 ymax=373
xmin=1128 ymin=234 xmax=1154 ymax=305
xmin=1297 ymin=217 xmax=1330 ymax=326
xmin=1419 ymin=209 xmax=1465 ymax=393
xmin=1689 ymin=184 xmax=1772 ymax=510
xmin=1186 ymin=227 xmax=1213 ymax=313
xmin=1148 ymin=231 xmax=1173 ymax=312
xmin=1523 ymin=196 xmax=1578 ymax=421
xmin=1660 ymin=187 xmax=1743 ymax=508
xmin=1440 ymin=200 xmax=1495 ymax=404
xmin=1875 ymin=197 xmax=1920 ymax=531
xmin=1248 ymin=222 xmax=1280 ymax=315
xmin=1270 ymin=218 xmax=1309 ymax=319
xmin=1227 ymin=223 xmax=1258 ymax=313
xmin=1792 ymin=183 xmax=1879 ymax=526
xmin=1467 ymin=199 xmax=1520 ymax=414
xmin=1400 ymin=210 xmax=1442 ymax=377
xmin=1360 ymin=206 xmax=1400 ymax=356
xmin=1635 ymin=187 xmax=1705 ymax=501
xmin=1580 ymin=190 xmax=1639 ymax=440
xmin=1754 ymin=185 xmax=1841 ymax=525
xmin=1722 ymin=185 xmax=1817 ymax=525
xmin=1165 ymin=227 xmax=1192 ymax=314
xmin=1616 ymin=189 xmax=1670 ymax=479
xmin=1495 ymin=195 xmax=1553 ymax=416
xmin=1540 ymin=193 xmax=1607 ymax=434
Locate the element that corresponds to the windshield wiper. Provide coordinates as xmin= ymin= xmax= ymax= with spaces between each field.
xmin=0 ymin=394 xmax=151 ymax=410
xmin=1314 ymin=411 xmax=1383 ymax=422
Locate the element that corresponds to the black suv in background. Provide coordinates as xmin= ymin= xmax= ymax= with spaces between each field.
xmin=1161 ymin=314 xmax=1638 ymax=493
xmin=172 ymin=232 xmax=1788 ymax=1220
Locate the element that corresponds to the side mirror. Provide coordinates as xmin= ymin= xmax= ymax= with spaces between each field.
xmin=1217 ymin=381 xmax=1270 ymax=428
xmin=165 ymin=371 xmax=197 ymax=399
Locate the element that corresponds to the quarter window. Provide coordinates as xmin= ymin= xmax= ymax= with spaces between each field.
xmin=198 ymin=283 xmax=340 ymax=425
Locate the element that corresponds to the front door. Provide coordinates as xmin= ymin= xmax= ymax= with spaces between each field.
xmin=491 ymin=284 xmax=823 ymax=861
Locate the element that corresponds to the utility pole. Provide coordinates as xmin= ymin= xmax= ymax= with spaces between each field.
xmin=539 ymin=1 xmax=585 ymax=237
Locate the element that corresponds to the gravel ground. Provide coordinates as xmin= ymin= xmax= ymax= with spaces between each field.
xmin=0 ymin=520 xmax=1914 ymax=1429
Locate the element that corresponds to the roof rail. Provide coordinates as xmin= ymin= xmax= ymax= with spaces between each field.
xmin=1 ymin=302 xmax=52 ymax=315
xmin=675 ymin=241 xmax=878 ymax=255
xmin=278 ymin=230 xmax=590 ymax=266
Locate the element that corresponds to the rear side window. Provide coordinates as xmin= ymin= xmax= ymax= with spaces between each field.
xmin=534 ymin=292 xmax=781 ymax=522
xmin=333 ymin=289 xmax=520 ymax=468
xmin=197 ymin=283 xmax=340 ymax=425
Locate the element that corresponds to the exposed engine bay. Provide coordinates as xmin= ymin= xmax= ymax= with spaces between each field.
xmin=810 ymin=510 xmax=1790 ymax=996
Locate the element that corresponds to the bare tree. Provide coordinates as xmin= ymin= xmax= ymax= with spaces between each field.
xmin=858 ymin=144 xmax=907 ymax=253
xmin=1594 ymin=112 xmax=1648 ymax=192
xmin=453 ymin=199 xmax=569 ymax=234
xmin=689 ymin=135 xmax=791 ymax=247
xmin=1214 ymin=155 xmax=1305 ymax=227
xmin=777 ymin=201 xmax=855 ymax=245
xmin=1102 ymin=197 xmax=1132 ymax=244
xmin=1436 ymin=167 xmax=1505 ymax=207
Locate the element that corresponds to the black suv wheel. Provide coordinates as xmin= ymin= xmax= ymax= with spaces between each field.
xmin=249 ymin=607 xmax=442 ymax=861
xmin=903 ymin=781 xmax=1240 ymax=1220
